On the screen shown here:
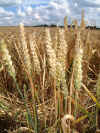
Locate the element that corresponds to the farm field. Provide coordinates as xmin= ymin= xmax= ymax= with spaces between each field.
xmin=0 ymin=19 xmax=100 ymax=133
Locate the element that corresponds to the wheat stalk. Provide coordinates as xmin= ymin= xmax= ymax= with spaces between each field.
xmin=72 ymin=31 xmax=83 ymax=122
xmin=96 ymin=74 xmax=100 ymax=102
xmin=80 ymin=10 xmax=86 ymax=30
xmin=44 ymin=28 xmax=57 ymax=79
xmin=61 ymin=114 xmax=78 ymax=133
xmin=56 ymin=28 xmax=68 ymax=100
xmin=53 ymin=28 xmax=58 ymax=54
xmin=73 ymin=31 xmax=83 ymax=90
xmin=96 ymin=73 xmax=100 ymax=131
xmin=19 ymin=23 xmax=31 ymax=74
xmin=73 ymin=19 xmax=78 ymax=30
xmin=29 ymin=33 xmax=41 ymax=75
xmin=45 ymin=27 xmax=68 ymax=118
xmin=0 ymin=40 xmax=16 ymax=79
xmin=57 ymin=28 xmax=68 ymax=70
xmin=64 ymin=16 xmax=68 ymax=31
xmin=44 ymin=28 xmax=58 ymax=121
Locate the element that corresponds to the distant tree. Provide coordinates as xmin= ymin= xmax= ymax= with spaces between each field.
xmin=50 ymin=24 xmax=57 ymax=27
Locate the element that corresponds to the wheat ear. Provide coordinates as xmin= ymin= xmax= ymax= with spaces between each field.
xmin=73 ymin=31 xmax=83 ymax=90
xmin=73 ymin=31 xmax=83 ymax=119
xmin=0 ymin=40 xmax=16 ymax=79
xmin=19 ymin=23 xmax=31 ymax=74
xmin=64 ymin=16 xmax=68 ymax=31
xmin=56 ymin=28 xmax=68 ymax=99
xmin=29 ymin=33 xmax=41 ymax=75
xmin=80 ymin=9 xmax=86 ymax=30
xmin=44 ymin=28 xmax=57 ymax=79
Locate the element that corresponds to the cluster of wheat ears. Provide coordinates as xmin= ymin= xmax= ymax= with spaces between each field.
xmin=0 ymin=11 xmax=100 ymax=133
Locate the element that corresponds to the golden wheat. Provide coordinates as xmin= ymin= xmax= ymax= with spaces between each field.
xmin=0 ymin=40 xmax=16 ymax=79
xmin=29 ymin=33 xmax=41 ymax=75
xmin=19 ymin=23 xmax=31 ymax=74
xmin=73 ymin=31 xmax=83 ymax=90
xmin=44 ymin=28 xmax=57 ymax=79
xmin=64 ymin=16 xmax=68 ymax=31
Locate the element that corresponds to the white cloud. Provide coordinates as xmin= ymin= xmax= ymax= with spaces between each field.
xmin=17 ymin=9 xmax=26 ymax=17
xmin=24 ymin=0 xmax=71 ymax=26
xmin=26 ymin=6 xmax=32 ymax=15
xmin=50 ymin=0 xmax=70 ymax=14
xmin=0 ymin=7 xmax=15 ymax=26
xmin=0 ymin=7 xmax=8 ymax=13
xmin=86 ymin=0 xmax=100 ymax=5
xmin=94 ymin=0 xmax=100 ymax=4
xmin=0 ymin=0 xmax=100 ymax=26
xmin=0 ymin=0 xmax=48 ymax=7
xmin=75 ymin=3 xmax=78 ymax=7
xmin=34 ymin=13 xmax=40 ymax=20
xmin=0 ymin=0 xmax=22 ymax=6
xmin=4 ymin=17 xmax=11 ymax=20
xmin=97 ymin=8 xmax=100 ymax=11
xmin=0 ymin=7 xmax=14 ymax=17
xmin=0 ymin=0 xmax=71 ymax=26
xmin=22 ymin=0 xmax=50 ymax=5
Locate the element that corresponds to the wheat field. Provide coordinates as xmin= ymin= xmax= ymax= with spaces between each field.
xmin=0 ymin=15 xmax=100 ymax=133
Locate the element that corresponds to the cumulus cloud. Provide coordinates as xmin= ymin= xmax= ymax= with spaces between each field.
xmin=17 ymin=8 xmax=26 ymax=17
xmin=23 ymin=0 xmax=71 ymax=26
xmin=0 ymin=7 xmax=14 ymax=18
xmin=0 ymin=0 xmax=100 ymax=26
xmin=0 ymin=0 xmax=22 ymax=6
xmin=26 ymin=6 xmax=32 ymax=15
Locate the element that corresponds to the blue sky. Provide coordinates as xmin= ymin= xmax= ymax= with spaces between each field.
xmin=0 ymin=0 xmax=99 ymax=26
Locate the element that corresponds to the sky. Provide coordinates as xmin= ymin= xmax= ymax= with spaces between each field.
xmin=0 ymin=0 xmax=99 ymax=26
